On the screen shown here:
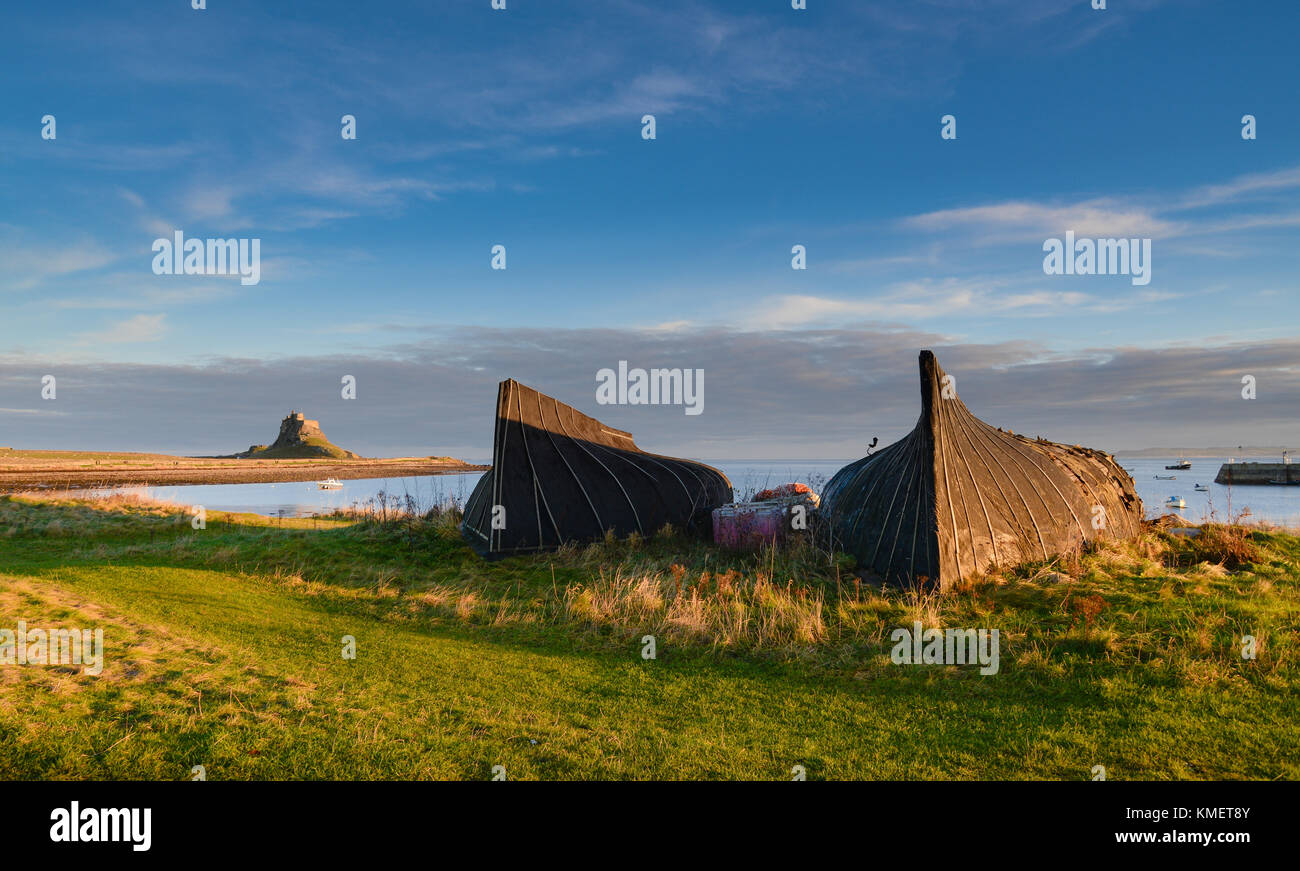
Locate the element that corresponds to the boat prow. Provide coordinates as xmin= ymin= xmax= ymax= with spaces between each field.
xmin=819 ymin=351 xmax=1143 ymax=592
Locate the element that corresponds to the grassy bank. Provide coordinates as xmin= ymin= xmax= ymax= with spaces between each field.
xmin=0 ymin=493 xmax=1296 ymax=780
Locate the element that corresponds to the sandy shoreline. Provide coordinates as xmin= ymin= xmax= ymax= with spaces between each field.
xmin=0 ymin=450 xmax=488 ymax=491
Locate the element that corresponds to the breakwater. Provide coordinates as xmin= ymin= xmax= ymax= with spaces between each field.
xmin=1215 ymin=463 xmax=1299 ymax=485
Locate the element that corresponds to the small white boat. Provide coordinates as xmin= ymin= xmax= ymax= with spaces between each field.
xmin=1194 ymin=484 xmax=1209 ymax=492
xmin=1165 ymin=496 xmax=1186 ymax=510
xmin=317 ymin=478 xmax=343 ymax=490
xmin=1154 ymin=475 xmax=1176 ymax=480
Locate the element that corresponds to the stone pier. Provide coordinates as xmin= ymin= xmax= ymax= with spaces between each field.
xmin=1215 ymin=462 xmax=1298 ymax=485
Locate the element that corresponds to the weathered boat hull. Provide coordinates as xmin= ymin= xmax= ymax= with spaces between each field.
xmin=820 ymin=351 xmax=1143 ymax=590
xmin=462 ymin=379 xmax=732 ymax=556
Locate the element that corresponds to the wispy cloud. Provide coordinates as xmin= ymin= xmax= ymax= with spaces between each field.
xmin=742 ymin=277 xmax=1103 ymax=330
xmin=1179 ymin=166 xmax=1300 ymax=210
xmin=900 ymin=164 xmax=1300 ymax=252
xmin=904 ymin=200 xmax=1180 ymax=242
xmin=77 ymin=313 xmax=168 ymax=345
xmin=0 ymin=232 xmax=118 ymax=292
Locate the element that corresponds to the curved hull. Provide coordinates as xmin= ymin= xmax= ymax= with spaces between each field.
xmin=821 ymin=351 xmax=1143 ymax=590
xmin=462 ymin=379 xmax=732 ymax=556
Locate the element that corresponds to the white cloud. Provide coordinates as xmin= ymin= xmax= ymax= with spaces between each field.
xmin=185 ymin=186 xmax=237 ymax=220
xmin=904 ymin=199 xmax=1180 ymax=242
xmin=1179 ymin=166 xmax=1300 ymax=209
xmin=78 ymin=313 xmax=168 ymax=345
xmin=0 ymin=237 xmax=118 ymax=292
xmin=901 ymin=164 xmax=1300 ymax=248
xmin=741 ymin=277 xmax=1098 ymax=330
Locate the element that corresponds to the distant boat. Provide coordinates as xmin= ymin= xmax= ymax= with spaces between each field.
xmin=1165 ymin=496 xmax=1186 ymax=509
xmin=317 ymin=478 xmax=343 ymax=489
xmin=1154 ymin=475 xmax=1176 ymax=480
xmin=1166 ymin=458 xmax=1192 ymax=470
xmin=1194 ymin=484 xmax=1209 ymax=492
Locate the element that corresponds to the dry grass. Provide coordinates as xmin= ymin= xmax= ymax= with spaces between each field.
xmin=5 ymin=493 xmax=1296 ymax=676
xmin=564 ymin=563 xmax=827 ymax=647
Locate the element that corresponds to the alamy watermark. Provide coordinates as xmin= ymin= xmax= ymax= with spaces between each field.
xmin=152 ymin=230 xmax=261 ymax=286
xmin=890 ymin=621 xmax=1000 ymax=675
xmin=1 ymin=621 xmax=104 ymax=675
xmin=1043 ymin=231 xmax=1151 ymax=286
xmin=596 ymin=362 xmax=703 ymax=415
xmin=50 ymin=802 xmax=150 ymax=852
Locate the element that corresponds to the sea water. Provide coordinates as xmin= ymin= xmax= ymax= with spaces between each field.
xmin=75 ymin=457 xmax=1300 ymax=528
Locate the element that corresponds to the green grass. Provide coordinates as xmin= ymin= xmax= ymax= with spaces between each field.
xmin=0 ymin=494 xmax=1296 ymax=780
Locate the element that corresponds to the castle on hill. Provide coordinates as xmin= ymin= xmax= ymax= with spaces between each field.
xmin=236 ymin=410 xmax=361 ymax=459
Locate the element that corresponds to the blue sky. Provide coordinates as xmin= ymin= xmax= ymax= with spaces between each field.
xmin=2 ymin=0 xmax=1298 ymax=457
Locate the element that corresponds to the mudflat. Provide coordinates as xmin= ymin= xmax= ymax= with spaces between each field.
xmin=0 ymin=449 xmax=488 ymax=490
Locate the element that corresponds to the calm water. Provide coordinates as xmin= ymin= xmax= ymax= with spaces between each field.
xmin=80 ymin=457 xmax=1300 ymax=527
xmin=1118 ymin=457 xmax=1299 ymax=526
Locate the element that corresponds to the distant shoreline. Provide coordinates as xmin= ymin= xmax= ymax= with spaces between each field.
xmin=0 ymin=449 xmax=488 ymax=491
xmin=1113 ymin=447 xmax=1293 ymax=459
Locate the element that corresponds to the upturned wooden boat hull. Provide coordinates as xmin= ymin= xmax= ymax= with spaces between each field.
xmin=462 ymin=379 xmax=732 ymax=556
xmin=820 ymin=351 xmax=1143 ymax=590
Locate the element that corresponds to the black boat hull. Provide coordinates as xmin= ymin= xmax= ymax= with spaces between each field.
xmin=462 ymin=379 xmax=732 ymax=556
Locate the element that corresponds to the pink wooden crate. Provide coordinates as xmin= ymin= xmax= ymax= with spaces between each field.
xmin=712 ymin=502 xmax=786 ymax=549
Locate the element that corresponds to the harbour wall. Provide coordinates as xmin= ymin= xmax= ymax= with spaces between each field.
xmin=1215 ymin=463 xmax=1298 ymax=485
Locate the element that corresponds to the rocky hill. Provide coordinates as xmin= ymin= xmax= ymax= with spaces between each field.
xmin=236 ymin=411 xmax=361 ymax=460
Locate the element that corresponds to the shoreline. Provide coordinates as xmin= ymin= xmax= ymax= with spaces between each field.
xmin=0 ymin=450 xmax=488 ymax=491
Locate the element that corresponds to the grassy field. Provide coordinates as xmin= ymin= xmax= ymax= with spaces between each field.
xmin=0 ymin=493 xmax=1296 ymax=780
